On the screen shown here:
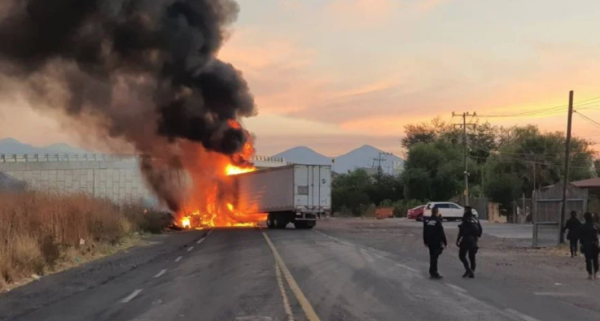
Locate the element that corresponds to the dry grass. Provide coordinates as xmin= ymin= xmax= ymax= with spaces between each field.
xmin=0 ymin=191 xmax=170 ymax=291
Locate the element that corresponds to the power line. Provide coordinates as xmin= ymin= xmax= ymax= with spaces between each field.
xmin=468 ymin=144 xmax=593 ymax=170
xmin=574 ymin=110 xmax=600 ymax=129
xmin=572 ymin=95 xmax=600 ymax=106
xmin=477 ymin=95 xmax=600 ymax=118
xmin=577 ymin=104 xmax=600 ymax=110
xmin=470 ymin=153 xmax=592 ymax=170
xmin=478 ymin=107 xmax=566 ymax=118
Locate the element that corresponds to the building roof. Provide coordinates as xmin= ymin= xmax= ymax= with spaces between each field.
xmin=570 ymin=177 xmax=600 ymax=189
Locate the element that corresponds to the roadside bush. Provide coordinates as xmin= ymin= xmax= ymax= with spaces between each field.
xmin=0 ymin=191 xmax=169 ymax=290
xmin=334 ymin=206 xmax=354 ymax=217
xmin=362 ymin=204 xmax=377 ymax=218
xmin=391 ymin=199 xmax=425 ymax=218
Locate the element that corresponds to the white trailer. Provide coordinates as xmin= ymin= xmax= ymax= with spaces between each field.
xmin=233 ymin=164 xmax=331 ymax=229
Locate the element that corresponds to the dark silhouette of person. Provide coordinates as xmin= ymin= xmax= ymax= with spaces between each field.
xmin=456 ymin=206 xmax=482 ymax=278
xmin=580 ymin=212 xmax=600 ymax=280
xmin=423 ymin=207 xmax=447 ymax=279
xmin=563 ymin=211 xmax=582 ymax=257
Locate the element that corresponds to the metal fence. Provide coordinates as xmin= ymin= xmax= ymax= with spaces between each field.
xmin=532 ymin=184 xmax=588 ymax=247
xmin=0 ymin=153 xmax=137 ymax=163
xmin=0 ymin=153 xmax=287 ymax=164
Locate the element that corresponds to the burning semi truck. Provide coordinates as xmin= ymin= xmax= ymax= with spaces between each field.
xmin=177 ymin=163 xmax=331 ymax=230
xmin=232 ymin=164 xmax=332 ymax=229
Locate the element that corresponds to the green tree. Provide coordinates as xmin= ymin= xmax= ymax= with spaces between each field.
xmin=401 ymin=141 xmax=463 ymax=201
xmin=483 ymin=125 xmax=594 ymax=206
xmin=401 ymin=117 xmax=450 ymax=149
xmin=332 ymin=169 xmax=373 ymax=216
xmin=368 ymin=174 xmax=403 ymax=206
xmin=468 ymin=122 xmax=498 ymax=165
xmin=332 ymin=169 xmax=405 ymax=216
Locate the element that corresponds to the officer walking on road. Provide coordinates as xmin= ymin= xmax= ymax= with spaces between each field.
xmin=423 ymin=206 xmax=447 ymax=279
xmin=456 ymin=206 xmax=482 ymax=278
xmin=580 ymin=212 xmax=600 ymax=280
xmin=562 ymin=211 xmax=583 ymax=258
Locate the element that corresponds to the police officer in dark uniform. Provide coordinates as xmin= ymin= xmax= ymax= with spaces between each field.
xmin=563 ymin=211 xmax=583 ymax=257
xmin=580 ymin=212 xmax=600 ymax=280
xmin=456 ymin=206 xmax=482 ymax=278
xmin=423 ymin=206 xmax=447 ymax=279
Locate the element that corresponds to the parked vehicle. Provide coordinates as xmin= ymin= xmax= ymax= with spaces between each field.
xmin=422 ymin=202 xmax=478 ymax=221
xmin=407 ymin=205 xmax=425 ymax=221
xmin=233 ymin=164 xmax=331 ymax=229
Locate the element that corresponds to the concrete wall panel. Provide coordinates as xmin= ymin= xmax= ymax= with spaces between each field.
xmin=0 ymin=158 xmax=154 ymax=204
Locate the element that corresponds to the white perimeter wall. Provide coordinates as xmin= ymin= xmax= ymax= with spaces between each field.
xmin=0 ymin=154 xmax=289 ymax=205
xmin=0 ymin=154 xmax=154 ymax=204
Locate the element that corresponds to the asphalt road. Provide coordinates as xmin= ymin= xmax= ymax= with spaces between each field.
xmin=1 ymin=225 xmax=599 ymax=321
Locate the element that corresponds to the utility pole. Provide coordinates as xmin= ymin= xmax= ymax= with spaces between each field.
xmin=481 ymin=165 xmax=484 ymax=197
xmin=559 ymin=90 xmax=574 ymax=244
xmin=533 ymin=162 xmax=536 ymax=193
xmin=529 ymin=151 xmax=537 ymax=196
xmin=373 ymin=152 xmax=392 ymax=176
xmin=452 ymin=112 xmax=477 ymax=206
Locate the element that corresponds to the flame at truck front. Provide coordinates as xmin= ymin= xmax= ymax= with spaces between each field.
xmin=176 ymin=127 xmax=267 ymax=229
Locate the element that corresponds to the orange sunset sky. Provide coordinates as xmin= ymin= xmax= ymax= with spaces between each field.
xmin=1 ymin=0 xmax=600 ymax=157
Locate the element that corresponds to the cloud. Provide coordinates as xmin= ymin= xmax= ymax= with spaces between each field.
xmin=219 ymin=28 xmax=339 ymax=116
xmin=324 ymin=0 xmax=400 ymax=30
xmin=322 ymin=0 xmax=449 ymax=29
xmin=0 ymin=102 xmax=74 ymax=148
xmin=280 ymin=0 xmax=304 ymax=10
xmin=416 ymin=0 xmax=450 ymax=12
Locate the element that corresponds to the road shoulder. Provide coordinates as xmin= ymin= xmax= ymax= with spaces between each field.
xmin=0 ymin=230 xmax=206 ymax=321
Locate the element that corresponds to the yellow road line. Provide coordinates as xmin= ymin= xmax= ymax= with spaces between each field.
xmin=275 ymin=262 xmax=295 ymax=321
xmin=262 ymin=232 xmax=321 ymax=321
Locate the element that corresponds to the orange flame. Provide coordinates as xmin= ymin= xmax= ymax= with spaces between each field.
xmin=181 ymin=216 xmax=191 ymax=229
xmin=228 ymin=119 xmax=242 ymax=129
xmin=175 ymin=128 xmax=266 ymax=229
xmin=225 ymin=164 xmax=255 ymax=176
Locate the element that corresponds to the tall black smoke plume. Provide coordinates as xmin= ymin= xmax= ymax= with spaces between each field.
xmin=0 ymin=0 xmax=256 ymax=211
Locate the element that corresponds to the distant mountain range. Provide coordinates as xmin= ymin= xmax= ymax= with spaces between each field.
xmin=0 ymin=138 xmax=404 ymax=174
xmin=0 ymin=138 xmax=88 ymax=154
xmin=274 ymin=145 xmax=404 ymax=174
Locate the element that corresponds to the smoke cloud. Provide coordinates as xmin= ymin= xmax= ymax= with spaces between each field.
xmin=0 ymin=0 xmax=256 ymax=211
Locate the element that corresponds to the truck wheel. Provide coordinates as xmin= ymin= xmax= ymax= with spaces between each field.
xmin=294 ymin=221 xmax=306 ymax=229
xmin=273 ymin=214 xmax=287 ymax=229
xmin=275 ymin=219 xmax=287 ymax=229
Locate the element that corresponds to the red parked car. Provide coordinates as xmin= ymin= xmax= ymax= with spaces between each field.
xmin=407 ymin=205 xmax=425 ymax=221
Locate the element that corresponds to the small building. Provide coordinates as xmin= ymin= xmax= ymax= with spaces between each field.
xmin=570 ymin=177 xmax=600 ymax=195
